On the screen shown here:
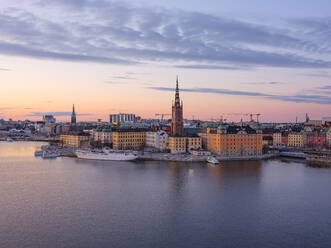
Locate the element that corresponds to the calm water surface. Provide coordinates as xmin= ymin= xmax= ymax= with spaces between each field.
xmin=1 ymin=142 xmax=331 ymax=248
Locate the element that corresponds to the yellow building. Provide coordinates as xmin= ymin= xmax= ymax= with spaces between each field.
xmin=167 ymin=136 xmax=186 ymax=154
xmin=112 ymin=129 xmax=146 ymax=150
xmin=288 ymin=133 xmax=306 ymax=147
xmin=186 ymin=136 xmax=202 ymax=152
xmin=206 ymin=125 xmax=262 ymax=157
xmin=60 ymin=133 xmax=90 ymax=148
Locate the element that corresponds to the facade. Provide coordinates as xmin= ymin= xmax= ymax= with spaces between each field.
xmin=112 ymin=129 xmax=146 ymax=150
xmin=198 ymin=131 xmax=209 ymax=150
xmin=288 ymin=133 xmax=306 ymax=147
xmin=273 ymin=133 xmax=282 ymax=146
xmin=186 ymin=136 xmax=202 ymax=152
xmin=145 ymin=130 xmax=168 ymax=151
xmin=281 ymin=134 xmax=288 ymax=146
xmin=60 ymin=133 xmax=90 ymax=148
xmin=206 ymin=126 xmax=263 ymax=157
xmin=109 ymin=114 xmax=136 ymax=124
xmin=92 ymin=129 xmax=112 ymax=145
xmin=39 ymin=123 xmax=56 ymax=136
xmin=263 ymin=136 xmax=273 ymax=147
xmin=171 ymin=77 xmax=184 ymax=137
xmin=306 ymin=131 xmax=326 ymax=148
xmin=167 ymin=136 xmax=186 ymax=154
xmin=327 ymin=128 xmax=331 ymax=148
xmin=71 ymin=104 xmax=76 ymax=125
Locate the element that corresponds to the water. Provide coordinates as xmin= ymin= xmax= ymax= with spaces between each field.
xmin=1 ymin=142 xmax=331 ymax=248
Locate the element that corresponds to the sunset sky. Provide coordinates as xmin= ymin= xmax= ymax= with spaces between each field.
xmin=0 ymin=0 xmax=330 ymax=122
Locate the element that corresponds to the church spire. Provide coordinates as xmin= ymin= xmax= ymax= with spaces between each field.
xmin=175 ymin=75 xmax=180 ymax=107
xmin=71 ymin=104 xmax=76 ymax=124
xmin=171 ymin=76 xmax=184 ymax=136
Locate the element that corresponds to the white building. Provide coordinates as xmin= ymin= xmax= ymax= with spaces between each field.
xmin=145 ymin=130 xmax=168 ymax=151
xmin=92 ymin=129 xmax=112 ymax=145
xmin=273 ymin=133 xmax=282 ymax=146
xmin=109 ymin=113 xmax=136 ymax=124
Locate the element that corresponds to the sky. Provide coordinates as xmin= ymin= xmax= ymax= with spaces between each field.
xmin=0 ymin=0 xmax=330 ymax=122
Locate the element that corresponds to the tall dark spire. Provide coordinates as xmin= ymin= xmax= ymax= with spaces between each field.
xmin=171 ymin=76 xmax=184 ymax=136
xmin=175 ymin=75 xmax=180 ymax=107
xmin=71 ymin=104 xmax=76 ymax=124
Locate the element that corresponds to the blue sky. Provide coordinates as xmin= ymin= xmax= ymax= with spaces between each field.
xmin=0 ymin=0 xmax=330 ymax=122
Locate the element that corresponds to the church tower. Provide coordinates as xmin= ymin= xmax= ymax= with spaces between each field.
xmin=71 ymin=104 xmax=76 ymax=125
xmin=171 ymin=76 xmax=184 ymax=136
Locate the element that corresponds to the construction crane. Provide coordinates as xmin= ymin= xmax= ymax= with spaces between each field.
xmin=155 ymin=113 xmax=171 ymax=121
xmin=221 ymin=113 xmax=261 ymax=122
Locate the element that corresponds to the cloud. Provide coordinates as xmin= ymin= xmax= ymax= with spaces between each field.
xmin=148 ymin=86 xmax=331 ymax=105
xmin=303 ymin=71 xmax=331 ymax=78
xmin=318 ymin=85 xmax=331 ymax=90
xmin=0 ymin=2 xmax=330 ymax=69
xmin=0 ymin=41 xmax=135 ymax=65
xmin=241 ymin=82 xmax=284 ymax=85
xmin=174 ymin=64 xmax=243 ymax=70
xmin=112 ymin=76 xmax=136 ymax=80
xmin=25 ymin=112 xmax=94 ymax=117
xmin=0 ymin=67 xmax=10 ymax=71
xmin=104 ymin=81 xmax=128 ymax=85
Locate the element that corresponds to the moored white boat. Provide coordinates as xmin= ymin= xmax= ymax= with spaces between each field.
xmin=75 ymin=149 xmax=138 ymax=161
xmin=207 ymin=156 xmax=219 ymax=165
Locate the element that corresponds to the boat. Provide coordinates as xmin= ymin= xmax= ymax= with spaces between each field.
xmin=42 ymin=151 xmax=59 ymax=159
xmin=34 ymin=150 xmax=43 ymax=157
xmin=207 ymin=156 xmax=220 ymax=165
xmin=75 ymin=148 xmax=138 ymax=161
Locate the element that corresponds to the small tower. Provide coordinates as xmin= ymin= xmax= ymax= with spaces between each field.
xmin=71 ymin=104 xmax=76 ymax=125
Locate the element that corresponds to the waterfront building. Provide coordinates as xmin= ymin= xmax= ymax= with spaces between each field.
xmin=145 ymin=130 xmax=168 ymax=151
xmin=306 ymin=130 xmax=326 ymax=148
xmin=186 ymin=136 xmax=202 ymax=152
xmin=263 ymin=136 xmax=273 ymax=147
xmin=327 ymin=128 xmax=331 ymax=148
xmin=167 ymin=136 xmax=186 ymax=154
xmin=206 ymin=125 xmax=263 ymax=157
xmin=109 ymin=113 xmax=136 ymax=124
xmin=288 ymin=132 xmax=306 ymax=147
xmin=198 ymin=131 xmax=209 ymax=150
xmin=60 ymin=133 xmax=90 ymax=148
xmin=281 ymin=133 xmax=288 ymax=146
xmin=112 ymin=128 xmax=147 ymax=150
xmin=273 ymin=132 xmax=282 ymax=146
xmin=71 ymin=104 xmax=76 ymax=125
xmin=92 ymin=129 xmax=112 ymax=146
xmin=171 ymin=76 xmax=184 ymax=136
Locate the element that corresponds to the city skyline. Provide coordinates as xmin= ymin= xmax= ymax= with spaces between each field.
xmin=1 ymin=0 xmax=331 ymax=122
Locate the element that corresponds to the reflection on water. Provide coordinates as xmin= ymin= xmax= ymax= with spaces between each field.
xmin=1 ymin=142 xmax=331 ymax=248
xmin=0 ymin=141 xmax=45 ymax=158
